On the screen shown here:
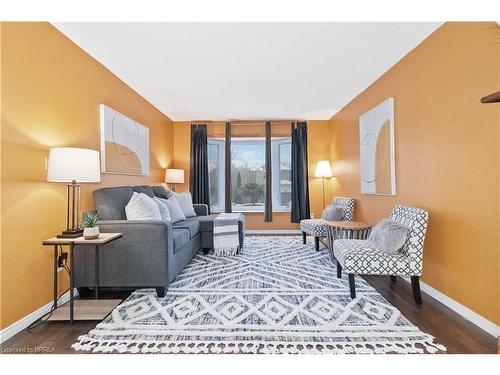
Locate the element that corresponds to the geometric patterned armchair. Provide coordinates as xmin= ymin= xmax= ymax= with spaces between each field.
xmin=300 ymin=197 xmax=355 ymax=251
xmin=332 ymin=204 xmax=429 ymax=304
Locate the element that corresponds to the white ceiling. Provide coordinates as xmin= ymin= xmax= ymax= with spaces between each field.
xmin=53 ymin=22 xmax=441 ymax=121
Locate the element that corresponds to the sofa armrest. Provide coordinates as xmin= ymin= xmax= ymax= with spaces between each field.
xmin=193 ymin=204 xmax=209 ymax=216
xmin=96 ymin=220 xmax=173 ymax=256
xmin=75 ymin=219 xmax=173 ymax=287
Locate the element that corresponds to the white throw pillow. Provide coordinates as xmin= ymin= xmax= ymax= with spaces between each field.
xmin=164 ymin=196 xmax=186 ymax=223
xmin=172 ymin=192 xmax=197 ymax=217
xmin=125 ymin=192 xmax=161 ymax=221
xmin=153 ymin=197 xmax=171 ymax=221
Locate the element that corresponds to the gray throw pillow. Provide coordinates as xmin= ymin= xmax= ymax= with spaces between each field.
xmin=153 ymin=197 xmax=171 ymax=221
xmin=172 ymin=192 xmax=197 ymax=217
xmin=321 ymin=206 xmax=344 ymax=221
xmin=163 ymin=196 xmax=186 ymax=223
xmin=368 ymin=219 xmax=409 ymax=255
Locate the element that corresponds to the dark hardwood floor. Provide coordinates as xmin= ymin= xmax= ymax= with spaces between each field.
xmin=1 ymin=274 xmax=497 ymax=354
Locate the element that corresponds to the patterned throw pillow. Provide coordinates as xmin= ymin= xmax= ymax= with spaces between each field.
xmin=321 ymin=206 xmax=344 ymax=221
xmin=368 ymin=219 xmax=409 ymax=255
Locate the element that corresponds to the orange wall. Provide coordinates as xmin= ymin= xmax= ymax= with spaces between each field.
xmin=1 ymin=22 xmax=174 ymax=329
xmin=329 ymin=22 xmax=499 ymax=325
xmin=172 ymin=120 xmax=331 ymax=229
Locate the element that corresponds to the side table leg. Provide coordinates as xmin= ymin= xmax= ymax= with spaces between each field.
xmin=53 ymin=245 xmax=58 ymax=308
xmin=95 ymin=245 xmax=99 ymax=299
xmin=70 ymin=242 xmax=74 ymax=324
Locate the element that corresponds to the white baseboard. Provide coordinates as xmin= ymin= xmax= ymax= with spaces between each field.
xmin=0 ymin=289 xmax=78 ymax=344
xmin=247 ymin=230 xmax=302 ymax=234
xmin=403 ymin=277 xmax=499 ymax=338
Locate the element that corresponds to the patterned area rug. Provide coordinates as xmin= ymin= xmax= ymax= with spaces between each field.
xmin=72 ymin=235 xmax=446 ymax=354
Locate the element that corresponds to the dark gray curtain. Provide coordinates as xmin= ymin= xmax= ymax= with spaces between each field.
xmin=224 ymin=122 xmax=232 ymax=213
xmin=189 ymin=124 xmax=210 ymax=208
xmin=291 ymin=121 xmax=310 ymax=223
xmin=264 ymin=121 xmax=273 ymax=222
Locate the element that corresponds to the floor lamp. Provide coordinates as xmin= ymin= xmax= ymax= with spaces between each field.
xmin=47 ymin=148 xmax=101 ymax=238
xmin=315 ymin=160 xmax=333 ymax=209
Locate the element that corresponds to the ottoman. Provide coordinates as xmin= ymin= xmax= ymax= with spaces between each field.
xmin=198 ymin=214 xmax=246 ymax=254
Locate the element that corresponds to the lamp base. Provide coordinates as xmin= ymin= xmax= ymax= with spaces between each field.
xmin=57 ymin=229 xmax=84 ymax=239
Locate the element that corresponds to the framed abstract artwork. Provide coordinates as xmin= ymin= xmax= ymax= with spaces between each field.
xmin=100 ymin=104 xmax=149 ymax=176
xmin=359 ymin=97 xmax=396 ymax=195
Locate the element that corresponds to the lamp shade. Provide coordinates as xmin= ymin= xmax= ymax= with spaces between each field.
xmin=165 ymin=169 xmax=184 ymax=184
xmin=47 ymin=147 xmax=101 ymax=183
xmin=315 ymin=160 xmax=333 ymax=178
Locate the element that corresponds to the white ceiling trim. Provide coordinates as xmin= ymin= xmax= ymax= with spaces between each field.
xmin=53 ymin=22 xmax=441 ymax=121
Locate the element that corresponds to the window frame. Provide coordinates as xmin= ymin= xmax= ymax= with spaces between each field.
xmin=207 ymin=136 xmax=291 ymax=213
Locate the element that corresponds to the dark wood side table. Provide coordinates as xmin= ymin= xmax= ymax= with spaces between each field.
xmin=42 ymin=233 xmax=122 ymax=324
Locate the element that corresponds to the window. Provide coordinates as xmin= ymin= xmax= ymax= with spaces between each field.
xmin=231 ymin=139 xmax=266 ymax=211
xmin=273 ymin=139 xmax=292 ymax=210
xmin=208 ymin=139 xmax=224 ymax=211
xmin=208 ymin=137 xmax=292 ymax=212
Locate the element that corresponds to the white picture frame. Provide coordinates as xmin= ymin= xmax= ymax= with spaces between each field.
xmin=359 ymin=97 xmax=396 ymax=195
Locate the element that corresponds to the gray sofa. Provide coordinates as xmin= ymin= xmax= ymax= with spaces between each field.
xmin=74 ymin=185 xmax=245 ymax=297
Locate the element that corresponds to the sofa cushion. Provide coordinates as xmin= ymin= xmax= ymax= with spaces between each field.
xmin=132 ymin=185 xmax=155 ymax=197
xmin=172 ymin=228 xmax=190 ymax=253
xmin=151 ymin=185 xmax=172 ymax=199
xmin=173 ymin=217 xmax=200 ymax=238
xmin=93 ymin=186 xmax=134 ymax=220
xmin=198 ymin=214 xmax=245 ymax=232
xmin=198 ymin=214 xmax=219 ymax=232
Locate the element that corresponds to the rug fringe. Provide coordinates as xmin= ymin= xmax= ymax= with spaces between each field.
xmin=213 ymin=247 xmax=239 ymax=256
xmin=72 ymin=336 xmax=446 ymax=354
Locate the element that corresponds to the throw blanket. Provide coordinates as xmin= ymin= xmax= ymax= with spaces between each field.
xmin=213 ymin=213 xmax=240 ymax=256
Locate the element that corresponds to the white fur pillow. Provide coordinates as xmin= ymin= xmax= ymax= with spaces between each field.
xmin=153 ymin=197 xmax=171 ymax=221
xmin=321 ymin=206 xmax=344 ymax=221
xmin=164 ymin=196 xmax=186 ymax=223
xmin=368 ymin=219 xmax=409 ymax=255
xmin=172 ymin=192 xmax=197 ymax=217
xmin=125 ymin=192 xmax=161 ymax=220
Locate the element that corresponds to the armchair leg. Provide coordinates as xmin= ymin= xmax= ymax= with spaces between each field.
xmin=314 ymin=236 xmax=320 ymax=251
xmin=202 ymin=248 xmax=210 ymax=255
xmin=348 ymin=274 xmax=356 ymax=299
xmin=302 ymin=231 xmax=307 ymax=244
xmin=390 ymin=276 xmax=397 ymax=282
xmin=336 ymin=261 xmax=342 ymax=278
xmin=411 ymin=276 xmax=422 ymax=304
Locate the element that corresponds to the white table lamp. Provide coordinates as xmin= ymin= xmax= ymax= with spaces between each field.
xmin=165 ymin=169 xmax=184 ymax=191
xmin=315 ymin=160 xmax=333 ymax=209
xmin=47 ymin=147 xmax=101 ymax=238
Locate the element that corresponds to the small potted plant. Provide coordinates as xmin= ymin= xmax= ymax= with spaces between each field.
xmin=82 ymin=212 xmax=99 ymax=240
